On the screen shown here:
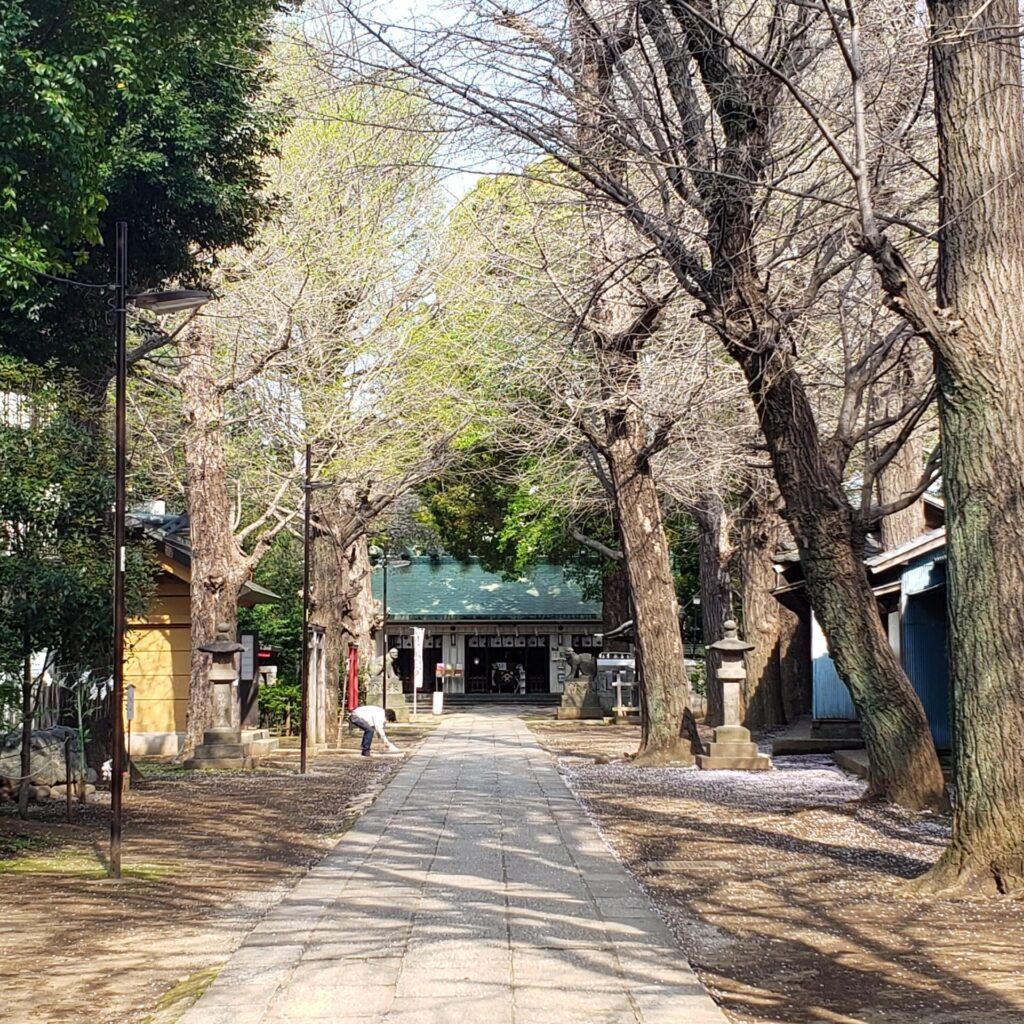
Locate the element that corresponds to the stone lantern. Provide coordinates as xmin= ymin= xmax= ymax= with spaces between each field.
xmin=696 ymin=619 xmax=772 ymax=771
xmin=185 ymin=623 xmax=256 ymax=769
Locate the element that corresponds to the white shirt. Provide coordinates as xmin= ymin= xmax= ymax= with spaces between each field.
xmin=351 ymin=705 xmax=398 ymax=750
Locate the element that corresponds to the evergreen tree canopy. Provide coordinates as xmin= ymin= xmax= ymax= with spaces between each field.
xmin=0 ymin=0 xmax=285 ymax=378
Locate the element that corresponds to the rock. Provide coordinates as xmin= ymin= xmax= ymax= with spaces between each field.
xmin=0 ymin=727 xmax=80 ymax=787
xmin=85 ymin=768 xmax=98 ymax=784
xmin=48 ymin=783 xmax=96 ymax=798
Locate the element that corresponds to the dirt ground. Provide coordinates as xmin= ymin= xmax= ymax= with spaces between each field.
xmin=0 ymin=719 xmax=438 ymax=1024
xmin=530 ymin=720 xmax=1024 ymax=1024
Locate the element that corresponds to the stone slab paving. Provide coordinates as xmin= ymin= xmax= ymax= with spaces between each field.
xmin=179 ymin=711 xmax=728 ymax=1024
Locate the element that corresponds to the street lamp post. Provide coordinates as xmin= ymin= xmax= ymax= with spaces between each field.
xmin=109 ymin=222 xmax=212 ymax=878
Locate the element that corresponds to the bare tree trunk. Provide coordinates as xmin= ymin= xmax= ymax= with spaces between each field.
xmin=570 ymin=5 xmax=691 ymax=762
xmin=915 ymin=0 xmax=1024 ymax=892
xmin=734 ymin=478 xmax=792 ymax=730
xmin=739 ymin=348 xmax=947 ymax=811
xmin=606 ymin=409 xmax=692 ymax=764
xmin=876 ymin=434 xmax=927 ymax=550
xmin=693 ymin=493 xmax=733 ymax=725
xmin=180 ymin=326 xmax=251 ymax=759
xmin=872 ymin=355 xmax=929 ymax=550
xmin=602 ymin=556 xmax=631 ymax=652
xmin=311 ymin=492 xmax=374 ymax=745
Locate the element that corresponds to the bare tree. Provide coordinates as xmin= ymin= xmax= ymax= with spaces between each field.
xmin=822 ymin=0 xmax=1024 ymax=892
xmin=333 ymin=0 xmax=946 ymax=807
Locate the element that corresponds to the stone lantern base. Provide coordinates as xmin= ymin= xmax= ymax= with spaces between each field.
xmin=696 ymin=725 xmax=772 ymax=771
xmin=184 ymin=728 xmax=277 ymax=770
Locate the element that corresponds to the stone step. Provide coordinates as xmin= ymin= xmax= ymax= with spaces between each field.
xmin=696 ymin=753 xmax=772 ymax=771
xmin=184 ymin=756 xmax=255 ymax=770
xmin=202 ymin=729 xmax=244 ymax=746
xmin=249 ymin=739 xmax=278 ymax=758
xmin=192 ymin=742 xmax=254 ymax=759
xmin=708 ymin=741 xmax=762 ymax=757
xmin=242 ymin=729 xmax=271 ymax=742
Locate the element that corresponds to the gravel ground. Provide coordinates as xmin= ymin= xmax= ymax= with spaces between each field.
xmin=530 ymin=721 xmax=1024 ymax=1024
xmin=0 ymin=721 xmax=437 ymax=1024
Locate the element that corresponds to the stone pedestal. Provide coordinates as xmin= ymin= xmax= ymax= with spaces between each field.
xmin=365 ymin=648 xmax=410 ymax=722
xmin=696 ymin=620 xmax=772 ymax=772
xmin=365 ymin=679 xmax=410 ymax=722
xmin=557 ymin=678 xmax=604 ymax=720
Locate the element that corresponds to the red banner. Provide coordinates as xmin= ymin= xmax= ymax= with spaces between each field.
xmin=346 ymin=643 xmax=359 ymax=711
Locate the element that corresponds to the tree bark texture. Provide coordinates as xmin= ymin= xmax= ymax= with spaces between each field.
xmin=914 ymin=0 xmax=1024 ymax=892
xmin=633 ymin=0 xmax=947 ymax=808
xmin=180 ymin=326 xmax=252 ymax=759
xmin=870 ymin=352 xmax=929 ymax=550
xmin=606 ymin=407 xmax=692 ymax=763
xmin=602 ymin=556 xmax=631 ymax=652
xmin=737 ymin=345 xmax=947 ymax=810
xmin=693 ymin=493 xmax=733 ymax=726
xmin=875 ymin=432 xmax=928 ymax=551
xmin=734 ymin=477 xmax=804 ymax=730
xmin=310 ymin=492 xmax=374 ymax=745
xmin=570 ymin=3 xmax=691 ymax=762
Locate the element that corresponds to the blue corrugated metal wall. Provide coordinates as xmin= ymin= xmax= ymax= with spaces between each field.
xmin=902 ymin=587 xmax=952 ymax=749
xmin=811 ymin=617 xmax=858 ymax=719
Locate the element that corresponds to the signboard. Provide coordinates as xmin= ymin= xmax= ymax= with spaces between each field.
xmin=413 ymin=627 xmax=425 ymax=689
xmin=239 ymin=633 xmax=256 ymax=681
xmin=125 ymin=685 xmax=136 ymax=722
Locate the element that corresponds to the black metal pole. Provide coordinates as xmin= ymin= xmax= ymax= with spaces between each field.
xmin=300 ymin=443 xmax=312 ymax=774
xmin=381 ymin=553 xmax=388 ymax=712
xmin=110 ymin=221 xmax=128 ymax=879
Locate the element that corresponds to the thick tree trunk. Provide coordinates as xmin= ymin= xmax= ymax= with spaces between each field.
xmin=606 ymin=408 xmax=691 ymax=764
xmin=602 ymin=555 xmax=631 ymax=652
xmin=180 ymin=326 xmax=250 ymax=759
xmin=739 ymin=347 xmax=947 ymax=811
xmin=734 ymin=478 xmax=794 ymax=730
xmin=693 ymin=493 xmax=733 ymax=725
xmin=872 ymin=383 xmax=928 ymax=550
xmin=911 ymin=0 xmax=1024 ymax=892
xmin=876 ymin=438 xmax=927 ymax=550
xmin=310 ymin=494 xmax=374 ymax=745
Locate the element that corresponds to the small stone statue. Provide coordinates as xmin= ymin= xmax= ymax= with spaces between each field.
xmin=366 ymin=647 xmax=409 ymax=722
xmin=557 ymin=646 xmax=603 ymax=720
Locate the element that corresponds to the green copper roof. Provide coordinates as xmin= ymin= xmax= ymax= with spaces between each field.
xmin=372 ymin=556 xmax=601 ymax=622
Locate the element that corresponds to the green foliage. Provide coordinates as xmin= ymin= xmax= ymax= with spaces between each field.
xmin=257 ymin=678 xmax=301 ymax=734
xmin=0 ymin=357 xmax=153 ymax=694
xmin=236 ymin=534 xmax=303 ymax=733
xmin=417 ymin=445 xmax=612 ymax=601
xmin=1 ymin=0 xmax=285 ymax=374
xmin=237 ymin=532 xmax=302 ymax=684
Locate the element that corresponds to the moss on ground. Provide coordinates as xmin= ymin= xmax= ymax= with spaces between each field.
xmin=142 ymin=965 xmax=222 ymax=1024
xmin=0 ymin=847 xmax=175 ymax=879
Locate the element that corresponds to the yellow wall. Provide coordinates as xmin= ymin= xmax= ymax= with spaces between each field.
xmin=126 ymin=574 xmax=190 ymax=734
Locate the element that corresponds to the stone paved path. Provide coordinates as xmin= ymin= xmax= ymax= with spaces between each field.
xmin=179 ymin=711 xmax=727 ymax=1024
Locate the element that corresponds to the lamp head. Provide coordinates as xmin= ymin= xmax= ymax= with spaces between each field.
xmin=129 ymin=288 xmax=214 ymax=314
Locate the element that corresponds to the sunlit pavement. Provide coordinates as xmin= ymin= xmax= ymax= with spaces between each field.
xmin=179 ymin=711 xmax=727 ymax=1023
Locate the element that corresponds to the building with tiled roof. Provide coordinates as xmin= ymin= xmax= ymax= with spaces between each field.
xmin=372 ymin=555 xmax=603 ymax=697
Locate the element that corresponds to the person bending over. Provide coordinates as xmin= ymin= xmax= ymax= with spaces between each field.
xmin=349 ymin=705 xmax=400 ymax=757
